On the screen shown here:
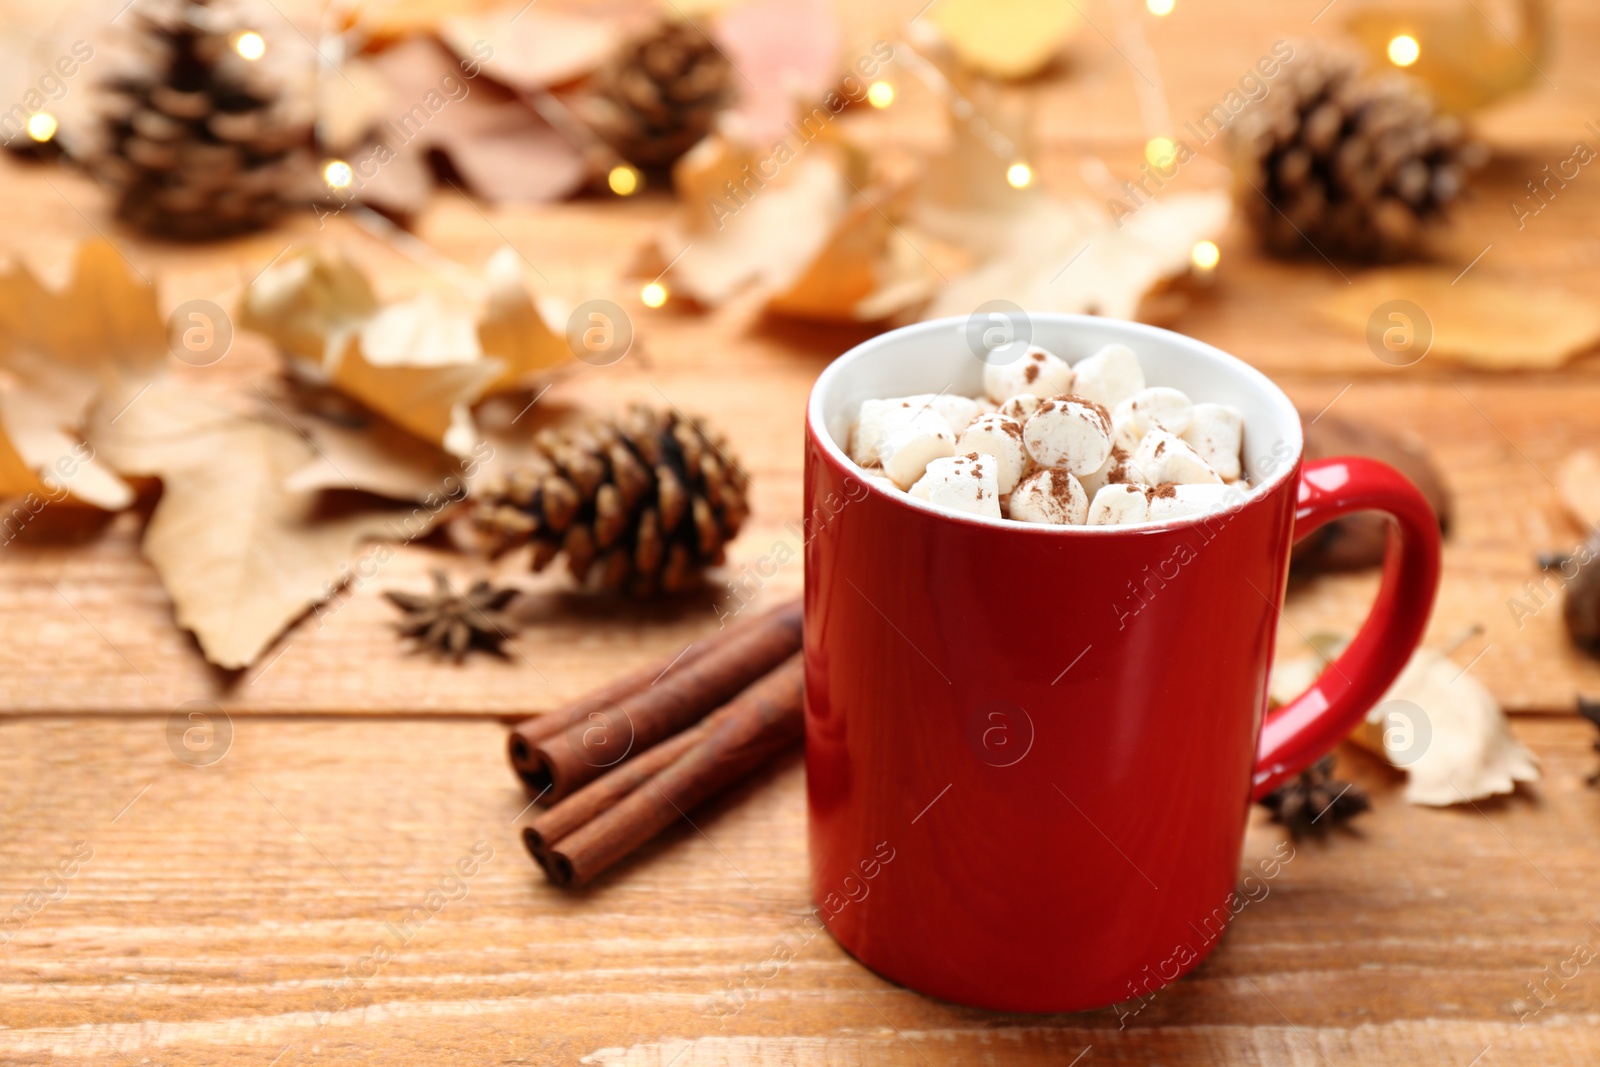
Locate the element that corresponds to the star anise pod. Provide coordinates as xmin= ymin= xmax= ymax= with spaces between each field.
xmin=1258 ymin=755 xmax=1370 ymax=838
xmin=383 ymin=571 xmax=521 ymax=662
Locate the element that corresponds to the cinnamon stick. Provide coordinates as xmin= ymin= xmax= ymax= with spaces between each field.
xmin=541 ymin=653 xmax=805 ymax=888
xmin=507 ymin=598 xmax=800 ymax=794
xmin=523 ymin=700 xmax=740 ymax=854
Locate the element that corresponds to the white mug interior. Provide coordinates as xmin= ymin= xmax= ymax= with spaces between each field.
xmin=808 ymin=314 xmax=1305 ymax=531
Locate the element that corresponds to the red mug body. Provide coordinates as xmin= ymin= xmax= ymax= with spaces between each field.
xmin=802 ymin=315 xmax=1431 ymax=1012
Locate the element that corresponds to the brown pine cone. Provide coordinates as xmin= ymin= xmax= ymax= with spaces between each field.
xmin=578 ymin=22 xmax=734 ymax=169
xmin=1232 ymin=42 xmax=1485 ymax=261
xmin=472 ymin=405 xmax=748 ymax=596
xmin=91 ymin=0 xmax=313 ymax=240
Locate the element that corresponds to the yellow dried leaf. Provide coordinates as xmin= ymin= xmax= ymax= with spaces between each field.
xmin=91 ymin=379 xmax=413 ymax=669
xmin=1273 ymin=636 xmax=1537 ymax=806
xmin=766 ymin=196 xmax=937 ymax=321
xmin=269 ymin=383 xmax=468 ymax=504
xmin=659 ymin=134 xmax=925 ymax=318
xmin=439 ymin=4 xmax=627 ymax=90
xmin=242 ymin=246 xmax=571 ymax=458
xmin=331 ymin=341 xmax=502 ymax=459
xmin=0 ymin=241 xmax=169 ymax=509
xmin=660 ymin=148 xmax=849 ymax=305
xmin=1322 ymin=269 xmax=1600 ymax=370
xmin=923 ymin=191 xmax=1231 ymax=322
xmin=928 ymin=0 xmax=1081 ymax=80
xmin=1354 ymin=648 xmax=1539 ymax=806
xmin=239 ymin=248 xmax=379 ymax=367
xmin=477 ymin=247 xmax=570 ymax=390
xmin=1343 ymin=0 xmax=1550 ymax=114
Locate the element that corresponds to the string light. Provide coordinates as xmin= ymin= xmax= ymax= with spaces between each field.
xmin=322 ymin=159 xmax=353 ymax=189
xmin=1005 ymin=162 xmax=1033 ymax=189
xmin=1146 ymin=0 xmax=1175 ymax=15
xmin=607 ymin=164 xmax=640 ymax=196
xmin=1190 ymin=240 xmax=1220 ymax=272
xmin=1144 ymin=136 xmax=1177 ymax=169
xmin=232 ymin=30 xmax=266 ymax=61
xmin=640 ymin=281 xmax=668 ymax=308
xmin=867 ymin=81 xmax=895 ymax=109
xmin=1387 ymin=34 xmax=1420 ymax=67
xmin=25 ymin=112 xmax=57 ymax=142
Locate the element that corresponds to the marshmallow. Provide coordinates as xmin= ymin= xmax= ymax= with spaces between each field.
xmin=863 ymin=472 xmax=899 ymax=494
xmin=1022 ymin=397 xmax=1112 ymax=475
xmin=1127 ymin=386 xmax=1194 ymax=436
xmin=1071 ymin=343 xmax=1145 ymax=409
xmin=1110 ymin=397 xmax=1143 ymax=453
xmin=1088 ymin=483 xmax=1150 ymax=526
xmin=909 ymin=453 xmax=1001 ymax=518
xmin=926 ymin=393 xmax=982 ymax=434
xmin=851 ymin=395 xmax=973 ymax=466
xmin=851 ymin=397 xmax=912 ymax=466
xmin=1077 ymin=446 xmax=1148 ymax=499
xmin=1148 ymin=482 xmax=1240 ymax=522
xmin=983 ymin=345 xmax=1073 ymax=403
xmin=1181 ymin=402 xmax=1243 ymax=481
xmin=876 ymin=408 xmax=955 ymax=488
xmin=1133 ymin=429 xmax=1222 ymax=485
xmin=1010 ymin=467 xmax=1087 ymax=525
xmin=999 ymin=394 xmax=1042 ymax=422
xmin=956 ymin=413 xmax=1029 ymax=493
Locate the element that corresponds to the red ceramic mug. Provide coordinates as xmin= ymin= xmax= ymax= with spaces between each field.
xmin=802 ymin=314 xmax=1439 ymax=1012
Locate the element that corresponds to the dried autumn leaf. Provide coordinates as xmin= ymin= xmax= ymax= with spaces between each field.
xmin=1555 ymin=449 xmax=1600 ymax=529
xmin=714 ymin=0 xmax=843 ymax=145
xmin=361 ymin=37 xmax=587 ymax=205
xmin=1342 ymin=0 xmax=1550 ymax=113
xmin=657 ymin=133 xmax=924 ymax=318
xmin=439 ymin=3 xmax=630 ymax=90
xmin=765 ymin=195 xmax=938 ymax=321
xmin=1322 ymin=269 xmax=1600 ymax=370
xmin=90 ymin=378 xmax=414 ymax=669
xmin=922 ymin=191 xmax=1232 ymax=322
xmin=477 ymin=246 xmax=570 ymax=390
xmin=1357 ymin=648 xmax=1539 ymax=806
xmin=927 ymin=0 xmax=1082 ymax=80
xmin=268 ymin=383 xmax=468 ymax=503
xmin=333 ymin=329 xmax=501 ymax=458
xmin=238 ymin=248 xmax=379 ymax=366
xmin=315 ymin=55 xmax=395 ymax=151
xmin=242 ymin=246 xmax=571 ymax=459
xmin=1272 ymin=637 xmax=1538 ymax=805
xmin=0 ymin=241 xmax=170 ymax=509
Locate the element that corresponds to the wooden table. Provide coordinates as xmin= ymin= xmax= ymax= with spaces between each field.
xmin=5 ymin=1 xmax=1600 ymax=1062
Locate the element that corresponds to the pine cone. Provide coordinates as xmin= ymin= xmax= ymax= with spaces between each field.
xmin=1232 ymin=43 xmax=1485 ymax=261
xmin=92 ymin=0 xmax=312 ymax=240
xmin=472 ymin=405 xmax=749 ymax=596
xmin=580 ymin=22 xmax=734 ymax=169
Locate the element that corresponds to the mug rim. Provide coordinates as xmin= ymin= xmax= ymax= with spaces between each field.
xmin=806 ymin=314 xmax=1305 ymax=536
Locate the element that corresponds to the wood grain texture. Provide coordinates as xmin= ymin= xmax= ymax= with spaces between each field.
xmin=1 ymin=715 xmax=1598 ymax=1065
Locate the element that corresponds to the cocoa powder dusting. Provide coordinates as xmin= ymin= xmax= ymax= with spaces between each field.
xmin=1152 ymin=482 xmax=1178 ymax=499
xmin=1046 ymin=468 xmax=1077 ymax=509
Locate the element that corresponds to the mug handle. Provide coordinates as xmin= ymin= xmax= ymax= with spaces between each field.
xmin=1250 ymin=456 xmax=1442 ymax=800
